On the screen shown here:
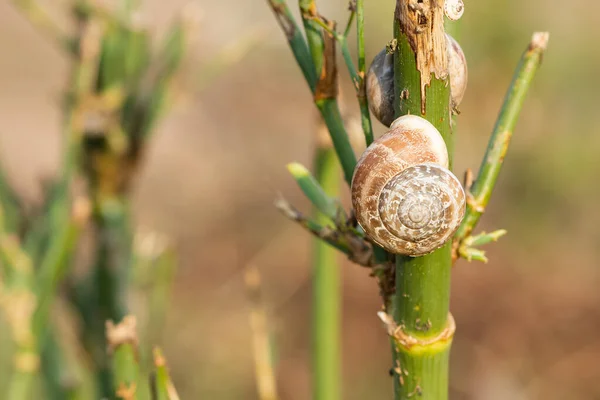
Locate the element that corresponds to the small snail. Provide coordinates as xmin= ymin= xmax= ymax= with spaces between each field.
xmin=366 ymin=34 xmax=468 ymax=126
xmin=446 ymin=34 xmax=468 ymax=108
xmin=365 ymin=48 xmax=395 ymax=127
xmin=444 ymin=0 xmax=464 ymax=21
xmin=351 ymin=115 xmax=466 ymax=256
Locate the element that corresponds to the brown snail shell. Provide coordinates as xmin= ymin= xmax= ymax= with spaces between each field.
xmin=446 ymin=34 xmax=468 ymax=109
xmin=366 ymin=48 xmax=395 ymax=127
xmin=444 ymin=0 xmax=465 ymax=21
xmin=351 ymin=115 xmax=466 ymax=256
xmin=366 ymin=34 xmax=468 ymax=126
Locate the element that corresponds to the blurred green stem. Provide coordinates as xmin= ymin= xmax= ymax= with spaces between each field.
xmin=107 ymin=316 xmax=140 ymax=399
xmin=312 ymin=146 xmax=341 ymax=400
xmin=152 ymin=348 xmax=180 ymax=400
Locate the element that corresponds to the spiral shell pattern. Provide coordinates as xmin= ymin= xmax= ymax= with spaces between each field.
xmin=444 ymin=0 xmax=464 ymax=21
xmin=351 ymin=115 xmax=466 ymax=256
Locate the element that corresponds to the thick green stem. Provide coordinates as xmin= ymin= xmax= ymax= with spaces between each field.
xmin=391 ymin=2 xmax=454 ymax=399
xmin=312 ymin=146 xmax=341 ymax=400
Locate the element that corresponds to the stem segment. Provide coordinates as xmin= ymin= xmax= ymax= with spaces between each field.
xmin=312 ymin=146 xmax=341 ymax=400
xmin=454 ymin=32 xmax=549 ymax=242
xmin=392 ymin=2 xmax=453 ymax=399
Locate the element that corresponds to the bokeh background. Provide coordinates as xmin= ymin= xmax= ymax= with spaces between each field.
xmin=1 ymin=0 xmax=599 ymax=399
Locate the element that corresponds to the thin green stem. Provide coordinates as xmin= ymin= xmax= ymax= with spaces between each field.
xmin=312 ymin=146 xmax=341 ymax=400
xmin=299 ymin=0 xmax=324 ymax=76
xmin=309 ymin=12 xmax=374 ymax=147
xmin=11 ymin=0 xmax=72 ymax=51
xmin=274 ymin=197 xmax=365 ymax=260
xmin=267 ymin=3 xmax=357 ymax=186
xmin=107 ymin=316 xmax=140 ymax=398
xmin=343 ymin=6 xmax=356 ymax=38
xmin=287 ymin=162 xmax=341 ymax=222
xmin=454 ymin=32 xmax=549 ymax=242
xmin=391 ymin=2 xmax=453 ymax=399
xmin=33 ymin=201 xmax=88 ymax=338
xmin=315 ymin=99 xmax=357 ymax=185
xmin=152 ymin=348 xmax=180 ymax=400
xmin=266 ymin=0 xmax=318 ymax=91
xmin=355 ymin=0 xmax=374 ymax=146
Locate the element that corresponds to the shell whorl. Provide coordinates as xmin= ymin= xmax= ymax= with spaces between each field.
xmin=444 ymin=0 xmax=464 ymax=21
xmin=351 ymin=115 xmax=466 ymax=256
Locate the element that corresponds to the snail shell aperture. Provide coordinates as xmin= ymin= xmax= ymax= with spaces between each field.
xmin=366 ymin=34 xmax=468 ymax=126
xmin=351 ymin=115 xmax=466 ymax=256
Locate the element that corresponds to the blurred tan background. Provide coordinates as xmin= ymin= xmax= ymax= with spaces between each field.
xmin=1 ymin=0 xmax=599 ymax=399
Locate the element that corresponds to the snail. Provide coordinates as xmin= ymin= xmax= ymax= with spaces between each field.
xmin=365 ymin=48 xmax=395 ymax=127
xmin=351 ymin=115 xmax=466 ymax=256
xmin=444 ymin=0 xmax=464 ymax=21
xmin=366 ymin=34 xmax=468 ymax=126
xmin=446 ymin=34 xmax=468 ymax=108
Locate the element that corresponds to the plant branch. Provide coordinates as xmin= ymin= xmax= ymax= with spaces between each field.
xmin=343 ymin=1 xmax=356 ymax=38
xmin=355 ymin=0 xmax=374 ymax=146
xmin=311 ymin=144 xmax=341 ymax=400
xmin=266 ymin=0 xmax=318 ymax=91
xmin=152 ymin=347 xmax=180 ymax=400
xmin=274 ymin=196 xmax=372 ymax=266
xmin=11 ymin=0 xmax=72 ymax=51
xmin=244 ymin=266 xmax=279 ymax=400
xmin=106 ymin=316 xmax=140 ymax=399
xmin=453 ymin=32 xmax=549 ymax=253
xmin=286 ymin=162 xmax=345 ymax=223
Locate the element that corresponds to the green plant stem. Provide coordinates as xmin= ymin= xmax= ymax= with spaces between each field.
xmin=286 ymin=162 xmax=341 ymax=222
xmin=152 ymin=348 xmax=179 ymax=400
xmin=266 ymin=0 xmax=318 ymax=91
xmin=0 ymin=164 xmax=21 ymax=235
xmin=267 ymin=1 xmax=357 ymax=185
xmin=92 ymin=198 xmax=132 ymax=398
xmin=355 ymin=0 xmax=374 ymax=146
xmin=454 ymin=32 xmax=549 ymax=242
xmin=391 ymin=2 xmax=454 ymax=399
xmin=299 ymin=0 xmax=324 ymax=75
xmin=33 ymin=202 xmax=88 ymax=338
xmin=315 ymin=99 xmax=357 ymax=185
xmin=309 ymin=15 xmax=374 ymax=147
xmin=312 ymin=146 xmax=341 ymax=400
xmin=11 ymin=0 xmax=72 ymax=51
xmin=41 ymin=327 xmax=83 ymax=400
xmin=107 ymin=316 xmax=140 ymax=398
